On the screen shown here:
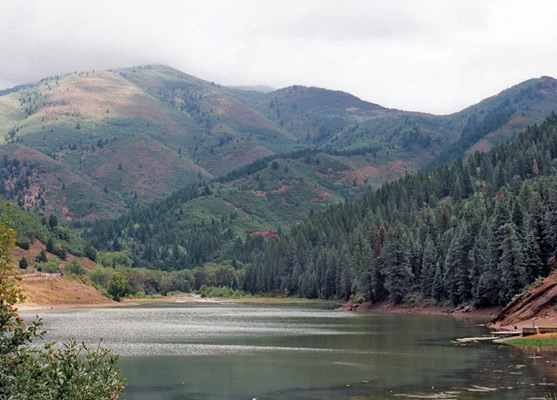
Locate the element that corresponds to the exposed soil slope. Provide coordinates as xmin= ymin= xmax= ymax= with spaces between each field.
xmin=490 ymin=269 xmax=557 ymax=330
xmin=9 ymin=235 xmax=115 ymax=309
xmin=16 ymin=276 xmax=115 ymax=308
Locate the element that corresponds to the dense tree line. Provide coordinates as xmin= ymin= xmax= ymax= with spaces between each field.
xmin=216 ymin=145 xmax=383 ymax=185
xmin=242 ymin=113 xmax=557 ymax=307
xmin=82 ymin=184 xmax=268 ymax=270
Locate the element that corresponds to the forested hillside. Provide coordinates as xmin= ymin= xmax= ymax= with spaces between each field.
xmin=1 ymin=66 xmax=555 ymax=224
xmin=242 ymin=113 xmax=557 ymax=307
xmin=3 ymin=200 xmax=94 ymax=261
xmin=81 ymin=148 xmax=375 ymax=270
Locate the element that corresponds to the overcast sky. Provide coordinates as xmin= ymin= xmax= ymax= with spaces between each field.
xmin=1 ymin=0 xmax=556 ymax=114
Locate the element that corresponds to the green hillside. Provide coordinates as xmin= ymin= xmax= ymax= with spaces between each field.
xmin=233 ymin=85 xmax=392 ymax=143
xmin=428 ymin=76 xmax=557 ymax=167
xmin=0 ymin=66 xmax=299 ymax=221
xmin=81 ymin=149 xmax=373 ymax=270
xmin=1 ymin=200 xmax=94 ymax=262
xmin=0 ymin=66 xmax=556 ymax=227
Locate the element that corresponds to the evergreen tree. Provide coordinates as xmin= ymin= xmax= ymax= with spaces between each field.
xmin=46 ymin=237 xmax=54 ymax=253
xmin=431 ymin=262 xmax=444 ymax=301
xmin=381 ymin=223 xmax=414 ymax=303
xmin=447 ymin=222 xmax=473 ymax=304
xmin=521 ymin=229 xmax=543 ymax=281
xmin=498 ymin=223 xmax=525 ymax=304
xmin=19 ymin=256 xmax=28 ymax=269
xmin=468 ymin=221 xmax=490 ymax=299
xmin=336 ymin=245 xmax=351 ymax=300
xmin=420 ymin=236 xmax=437 ymax=297
xmin=48 ymin=214 xmax=58 ymax=230
xmin=35 ymin=249 xmax=47 ymax=263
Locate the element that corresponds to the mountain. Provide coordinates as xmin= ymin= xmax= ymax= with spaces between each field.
xmin=242 ymin=112 xmax=557 ymax=306
xmin=0 ymin=66 xmax=298 ymax=220
xmin=0 ymin=65 xmax=556 ymax=226
xmin=426 ymin=76 xmax=557 ymax=168
xmin=230 ymin=85 xmax=393 ymax=142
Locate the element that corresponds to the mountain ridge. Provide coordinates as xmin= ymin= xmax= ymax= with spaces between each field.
xmin=0 ymin=65 xmax=556 ymax=223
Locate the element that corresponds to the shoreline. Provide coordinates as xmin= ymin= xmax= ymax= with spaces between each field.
xmin=16 ymin=296 xmax=503 ymax=321
xmin=16 ymin=295 xmax=334 ymax=312
xmin=17 ymin=301 xmax=138 ymax=312
xmin=18 ymin=295 xmax=556 ymax=333
xmin=336 ymin=301 xmax=502 ymax=323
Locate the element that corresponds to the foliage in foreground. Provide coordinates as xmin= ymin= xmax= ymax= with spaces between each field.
xmin=0 ymin=206 xmax=125 ymax=399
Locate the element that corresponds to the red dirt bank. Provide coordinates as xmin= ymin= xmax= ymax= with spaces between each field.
xmin=490 ymin=269 xmax=557 ymax=331
xmin=337 ymin=301 xmax=501 ymax=322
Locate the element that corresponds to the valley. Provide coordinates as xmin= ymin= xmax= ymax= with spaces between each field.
xmin=1 ymin=67 xmax=557 ymax=319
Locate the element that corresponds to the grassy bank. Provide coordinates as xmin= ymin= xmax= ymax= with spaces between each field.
xmin=505 ymin=333 xmax=557 ymax=350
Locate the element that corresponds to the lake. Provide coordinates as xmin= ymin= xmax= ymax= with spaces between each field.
xmin=21 ymin=302 xmax=556 ymax=399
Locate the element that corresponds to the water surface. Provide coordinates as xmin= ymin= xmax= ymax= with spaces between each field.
xmin=22 ymin=302 xmax=556 ymax=399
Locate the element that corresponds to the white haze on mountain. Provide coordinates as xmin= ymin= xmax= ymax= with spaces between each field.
xmin=1 ymin=0 xmax=556 ymax=114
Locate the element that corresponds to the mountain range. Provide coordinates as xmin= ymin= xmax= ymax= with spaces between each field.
xmin=1 ymin=65 xmax=556 ymax=235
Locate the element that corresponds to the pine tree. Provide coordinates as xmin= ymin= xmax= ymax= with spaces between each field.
xmin=498 ymin=223 xmax=525 ymax=304
xmin=468 ymin=221 xmax=490 ymax=299
xmin=337 ymin=245 xmax=351 ymax=300
xmin=19 ymin=256 xmax=28 ymax=269
xmin=431 ymin=262 xmax=444 ymax=301
xmin=521 ymin=229 xmax=543 ymax=282
xmin=541 ymin=179 xmax=557 ymax=261
xmin=420 ymin=236 xmax=437 ymax=297
xmin=35 ymin=249 xmax=47 ymax=263
xmin=380 ymin=223 xmax=414 ymax=303
xmin=46 ymin=237 xmax=54 ymax=253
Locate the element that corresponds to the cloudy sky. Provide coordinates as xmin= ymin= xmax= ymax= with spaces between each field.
xmin=1 ymin=0 xmax=556 ymax=114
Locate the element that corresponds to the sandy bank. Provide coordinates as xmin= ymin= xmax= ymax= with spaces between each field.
xmin=17 ymin=295 xmax=330 ymax=312
xmin=17 ymin=301 xmax=138 ymax=312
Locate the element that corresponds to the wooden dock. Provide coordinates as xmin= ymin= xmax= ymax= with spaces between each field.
xmin=492 ymin=331 xmax=521 ymax=338
xmin=523 ymin=326 xmax=557 ymax=336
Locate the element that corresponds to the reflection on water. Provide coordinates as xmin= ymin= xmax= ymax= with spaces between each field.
xmin=21 ymin=302 xmax=556 ymax=400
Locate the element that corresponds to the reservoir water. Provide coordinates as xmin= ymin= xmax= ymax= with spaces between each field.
xmin=21 ymin=302 xmax=556 ymax=399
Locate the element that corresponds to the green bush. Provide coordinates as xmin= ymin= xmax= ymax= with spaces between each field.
xmin=90 ymin=266 xmax=113 ymax=289
xmin=349 ymin=293 xmax=364 ymax=304
xmin=198 ymin=285 xmax=248 ymax=298
xmin=65 ymin=259 xmax=88 ymax=276
xmin=108 ymin=271 xmax=132 ymax=301
xmin=41 ymin=259 xmax=60 ymax=273
xmin=15 ymin=237 xmax=31 ymax=249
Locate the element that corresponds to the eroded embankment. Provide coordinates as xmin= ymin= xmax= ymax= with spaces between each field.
xmin=490 ymin=270 xmax=557 ymax=331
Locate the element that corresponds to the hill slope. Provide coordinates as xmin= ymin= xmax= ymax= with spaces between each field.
xmin=242 ymin=112 xmax=557 ymax=308
xmin=0 ymin=66 xmax=298 ymax=220
xmin=1 ymin=66 xmax=556 ymax=225
xmin=490 ymin=269 xmax=557 ymax=329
